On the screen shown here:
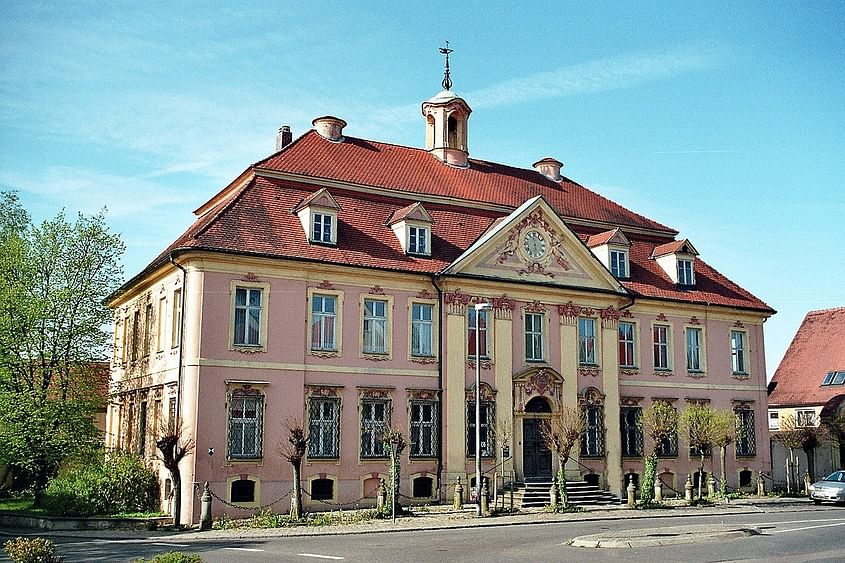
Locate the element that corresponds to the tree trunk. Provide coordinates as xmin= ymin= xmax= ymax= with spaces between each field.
xmin=719 ymin=445 xmax=728 ymax=496
xmin=804 ymin=446 xmax=816 ymax=483
xmin=557 ymin=458 xmax=568 ymax=509
xmin=698 ymin=453 xmax=705 ymax=499
xmin=171 ymin=471 xmax=182 ymax=527
xmin=291 ymin=460 xmax=303 ymax=520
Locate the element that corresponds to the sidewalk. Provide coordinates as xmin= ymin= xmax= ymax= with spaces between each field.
xmin=6 ymin=496 xmax=816 ymax=542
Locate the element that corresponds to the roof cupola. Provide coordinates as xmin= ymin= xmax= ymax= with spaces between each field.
xmin=421 ymin=43 xmax=472 ymax=168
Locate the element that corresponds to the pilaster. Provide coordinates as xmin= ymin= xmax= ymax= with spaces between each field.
xmin=601 ymin=314 xmax=622 ymax=497
xmin=494 ymin=308 xmax=514 ymax=477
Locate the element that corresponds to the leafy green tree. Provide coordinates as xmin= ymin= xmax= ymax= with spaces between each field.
xmin=711 ymin=410 xmax=736 ymax=496
xmin=540 ymin=405 xmax=585 ymax=509
xmin=638 ymin=400 xmax=679 ymax=504
xmin=0 ymin=191 xmax=124 ymax=500
xmin=680 ymin=403 xmax=716 ymax=499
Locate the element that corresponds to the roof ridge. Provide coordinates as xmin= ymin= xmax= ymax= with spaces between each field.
xmin=806 ymin=306 xmax=845 ymax=316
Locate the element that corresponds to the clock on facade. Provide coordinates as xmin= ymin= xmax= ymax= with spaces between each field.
xmin=523 ymin=230 xmax=547 ymax=260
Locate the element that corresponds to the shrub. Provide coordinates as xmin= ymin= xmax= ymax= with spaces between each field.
xmin=135 ymin=552 xmax=202 ymax=563
xmin=4 ymin=537 xmax=62 ymax=563
xmin=42 ymin=450 xmax=159 ymax=516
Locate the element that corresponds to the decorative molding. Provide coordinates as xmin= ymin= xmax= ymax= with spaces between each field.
xmin=578 ymin=367 xmax=601 ymax=378
xmin=496 ymin=210 xmax=573 ymax=276
xmin=310 ymin=351 xmax=340 ymax=359
xmin=416 ymin=289 xmax=435 ymax=300
xmin=305 ymin=385 xmax=342 ymax=398
xmin=686 ymin=371 xmax=706 ymax=379
xmin=524 ymin=300 xmax=547 ymax=313
xmin=518 ymin=262 xmax=555 ymax=278
xmin=733 ymin=320 xmax=745 ymax=328
xmin=523 ymin=368 xmax=556 ymax=396
xmin=656 ymin=312 xmax=668 ymax=322
xmin=241 ymin=272 xmax=260 ymax=282
xmin=410 ymin=357 xmax=437 ymax=365
xmin=317 ymin=280 xmax=335 ymax=290
xmin=558 ymin=301 xmax=580 ymax=319
xmin=731 ymin=373 xmax=750 ymax=381
xmin=654 ymin=371 xmax=674 ymax=378
xmin=491 ymin=294 xmax=516 ymax=311
xmin=368 ymin=285 xmax=385 ymax=295
xmin=363 ymin=354 xmax=390 ymax=362
xmin=620 ymin=396 xmax=643 ymax=406
xmin=579 ymin=387 xmax=605 ymax=407
xmin=233 ymin=347 xmax=265 ymax=354
xmin=689 ymin=316 xmax=701 ymax=325
xmin=731 ymin=399 xmax=754 ymax=411
xmin=620 ymin=369 xmax=640 ymax=377
xmin=600 ymin=305 xmax=620 ymax=328
xmin=407 ymin=388 xmax=439 ymax=401
xmin=444 ymin=288 xmax=471 ymax=305
xmin=466 ymin=359 xmax=492 ymax=371
xmin=620 ymin=309 xmax=634 ymax=318
xmin=465 ymin=382 xmax=496 ymax=402
xmin=580 ymin=306 xmax=597 ymax=317
xmin=359 ymin=387 xmax=393 ymax=400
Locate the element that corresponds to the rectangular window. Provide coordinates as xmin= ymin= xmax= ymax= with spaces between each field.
xmin=524 ymin=312 xmax=545 ymax=362
xmin=467 ymin=309 xmax=490 ymax=359
xmin=686 ymin=327 xmax=702 ymax=371
xmin=467 ymin=401 xmax=495 ymax=457
xmin=610 ymin=249 xmax=628 ymax=278
xmin=620 ymin=406 xmax=643 ymax=457
xmin=579 ymin=317 xmax=597 ymax=365
xmin=168 ymin=397 xmax=177 ymax=433
xmin=653 ymin=325 xmax=670 ymax=370
xmin=678 ymin=259 xmax=694 ymax=285
xmin=360 ymin=399 xmax=389 ymax=458
xmin=410 ymin=401 xmax=438 ymax=458
xmin=796 ymin=409 xmax=816 ymax=427
xmin=657 ymin=409 xmax=679 ymax=457
xmin=618 ymin=321 xmax=636 ymax=368
xmin=228 ymin=392 xmax=264 ymax=459
xmin=408 ymin=226 xmax=428 ymax=255
xmin=156 ymin=297 xmax=166 ymax=352
xmin=131 ymin=310 xmax=141 ymax=361
xmin=308 ymin=398 xmax=340 ymax=458
xmin=312 ymin=213 xmax=333 ymax=243
xmin=138 ymin=401 xmax=148 ymax=456
xmin=121 ymin=317 xmax=130 ymax=363
xmin=735 ymin=409 xmax=756 ymax=456
xmin=171 ymin=289 xmax=182 ymax=348
xmin=581 ymin=405 xmax=604 ymax=457
xmin=311 ymin=294 xmax=337 ymax=351
xmin=731 ymin=331 xmax=746 ymax=374
xmin=143 ymin=303 xmax=153 ymax=357
xmin=411 ymin=303 xmax=434 ymax=357
xmin=834 ymin=371 xmax=845 ymax=385
xmin=768 ymin=411 xmax=780 ymax=430
xmin=363 ymin=299 xmax=388 ymax=354
xmin=822 ymin=371 xmax=835 ymax=385
xmin=233 ymin=287 xmax=262 ymax=346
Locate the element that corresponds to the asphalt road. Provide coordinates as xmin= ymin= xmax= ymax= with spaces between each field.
xmin=6 ymin=507 xmax=845 ymax=562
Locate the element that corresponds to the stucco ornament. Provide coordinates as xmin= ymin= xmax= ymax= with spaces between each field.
xmin=496 ymin=211 xmax=572 ymax=278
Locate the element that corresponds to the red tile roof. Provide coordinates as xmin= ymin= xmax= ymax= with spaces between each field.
xmin=768 ymin=307 xmax=845 ymax=406
xmin=586 ymin=229 xmax=619 ymax=248
xmin=117 ymin=130 xmax=774 ymax=314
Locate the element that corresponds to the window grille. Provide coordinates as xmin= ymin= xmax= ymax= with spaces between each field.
xmin=360 ymin=399 xmax=389 ymax=458
xmin=308 ymin=398 xmax=340 ymax=458
xmin=228 ymin=392 xmax=263 ymax=459
xmin=466 ymin=401 xmax=495 ymax=457
xmin=410 ymin=401 xmax=438 ymax=457
xmin=620 ymin=406 xmax=643 ymax=457
xmin=581 ymin=405 xmax=604 ymax=457
xmin=735 ymin=408 xmax=756 ymax=456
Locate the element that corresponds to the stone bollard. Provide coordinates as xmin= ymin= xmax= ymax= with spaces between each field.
xmin=757 ymin=471 xmax=766 ymax=496
xmin=626 ymin=476 xmax=636 ymax=508
xmin=804 ymin=471 xmax=812 ymax=496
xmin=654 ymin=479 xmax=663 ymax=502
xmin=684 ymin=474 xmax=694 ymax=502
xmin=549 ymin=482 xmax=559 ymax=507
xmin=454 ymin=477 xmax=464 ymax=510
xmin=199 ymin=482 xmax=212 ymax=531
xmin=377 ymin=478 xmax=387 ymax=512
xmin=707 ymin=475 xmax=716 ymax=497
xmin=480 ymin=478 xmax=489 ymax=515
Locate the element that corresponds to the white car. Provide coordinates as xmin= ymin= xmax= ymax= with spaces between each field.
xmin=809 ymin=470 xmax=845 ymax=505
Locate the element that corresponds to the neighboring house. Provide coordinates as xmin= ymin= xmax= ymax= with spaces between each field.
xmin=768 ymin=307 xmax=845 ymax=485
xmin=104 ymin=72 xmax=775 ymax=524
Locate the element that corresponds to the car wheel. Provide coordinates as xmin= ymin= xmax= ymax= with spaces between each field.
xmin=813 ymin=499 xmax=822 ymax=505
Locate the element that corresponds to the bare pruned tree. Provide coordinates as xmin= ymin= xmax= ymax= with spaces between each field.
xmin=277 ymin=418 xmax=308 ymax=520
xmin=155 ymin=423 xmax=194 ymax=527
xmin=539 ymin=405 xmax=585 ymax=509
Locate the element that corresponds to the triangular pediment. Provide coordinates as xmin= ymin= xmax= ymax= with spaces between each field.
xmin=587 ymin=228 xmax=630 ymax=248
xmin=443 ymin=196 xmax=628 ymax=293
xmin=294 ymin=188 xmax=341 ymax=212
xmin=388 ymin=202 xmax=433 ymax=225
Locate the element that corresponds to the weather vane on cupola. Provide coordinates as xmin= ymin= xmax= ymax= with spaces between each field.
xmin=439 ymin=41 xmax=453 ymax=91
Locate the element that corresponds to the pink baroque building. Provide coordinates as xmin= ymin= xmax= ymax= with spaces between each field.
xmin=105 ymin=74 xmax=775 ymax=524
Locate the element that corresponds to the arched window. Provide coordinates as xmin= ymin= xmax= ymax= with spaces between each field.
xmin=739 ymin=469 xmax=753 ymax=488
xmin=231 ymin=479 xmax=255 ymax=503
xmin=412 ymin=476 xmax=434 ymax=498
xmin=311 ymin=478 xmax=334 ymax=501
xmin=524 ymin=396 xmax=552 ymax=413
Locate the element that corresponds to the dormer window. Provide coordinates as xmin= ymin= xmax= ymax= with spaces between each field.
xmin=312 ymin=213 xmax=334 ymax=244
xmin=408 ymin=225 xmax=429 ymax=255
xmin=389 ymin=202 xmax=433 ymax=257
xmin=678 ymin=259 xmax=694 ymax=286
xmin=294 ymin=188 xmax=341 ymax=246
xmin=610 ymin=249 xmax=629 ymax=278
xmin=651 ymin=238 xmax=699 ymax=287
xmin=587 ymin=228 xmax=630 ymax=279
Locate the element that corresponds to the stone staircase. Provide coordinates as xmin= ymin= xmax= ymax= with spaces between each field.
xmin=499 ymin=479 xmax=621 ymax=509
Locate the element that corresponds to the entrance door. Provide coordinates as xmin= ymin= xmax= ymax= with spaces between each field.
xmin=523 ymin=418 xmax=552 ymax=479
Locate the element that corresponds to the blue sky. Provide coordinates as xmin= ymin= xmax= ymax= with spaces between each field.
xmin=2 ymin=2 xmax=842 ymax=379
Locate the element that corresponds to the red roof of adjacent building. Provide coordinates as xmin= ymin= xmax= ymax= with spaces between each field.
xmin=117 ymin=129 xmax=774 ymax=314
xmin=768 ymin=307 xmax=845 ymax=407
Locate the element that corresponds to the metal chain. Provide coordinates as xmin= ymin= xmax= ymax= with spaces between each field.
xmin=202 ymin=484 xmax=295 ymax=511
xmin=300 ymin=482 xmax=383 ymax=507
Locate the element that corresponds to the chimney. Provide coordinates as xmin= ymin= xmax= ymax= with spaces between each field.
xmin=275 ymin=125 xmax=293 ymax=151
xmin=312 ymin=116 xmax=347 ymax=142
xmin=532 ymin=157 xmax=564 ymax=182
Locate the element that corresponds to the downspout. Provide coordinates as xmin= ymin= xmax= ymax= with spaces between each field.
xmin=431 ymin=274 xmax=445 ymax=502
xmin=169 ymin=253 xmax=187 ymax=431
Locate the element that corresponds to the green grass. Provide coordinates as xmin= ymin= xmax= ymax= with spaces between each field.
xmin=0 ymin=496 xmax=163 ymax=518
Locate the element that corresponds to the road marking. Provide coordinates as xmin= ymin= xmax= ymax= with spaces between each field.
xmin=224 ymin=547 xmax=265 ymax=552
xmin=151 ymin=543 xmax=190 ymax=547
xmin=298 ymin=554 xmax=345 ymax=560
xmin=768 ymin=521 xmax=845 ymax=534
